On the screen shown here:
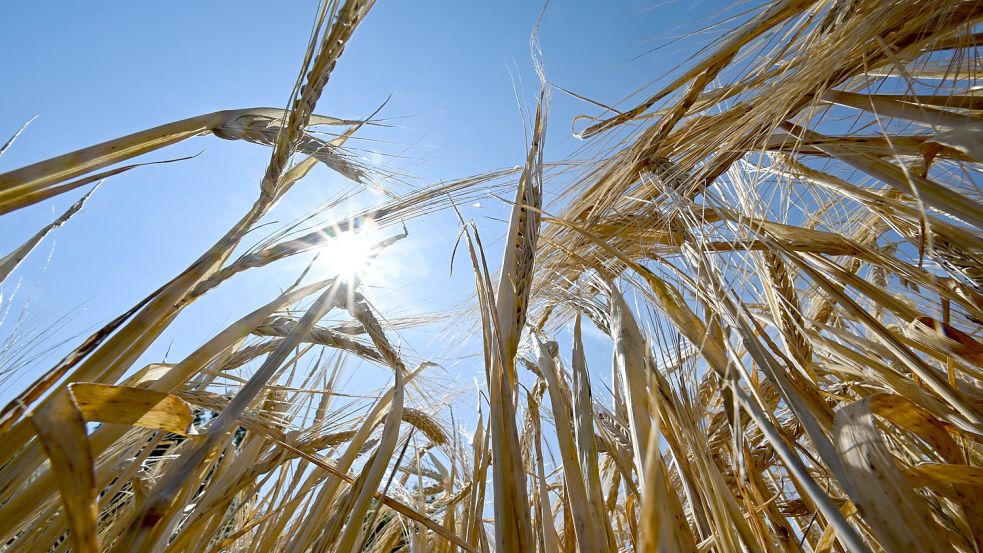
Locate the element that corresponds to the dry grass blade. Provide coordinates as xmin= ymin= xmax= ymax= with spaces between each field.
xmin=111 ymin=281 xmax=346 ymax=553
xmin=0 ymin=184 xmax=97 ymax=284
xmin=0 ymin=116 xmax=36 ymax=159
xmin=571 ymin=315 xmax=616 ymax=551
xmin=834 ymin=397 xmax=955 ymax=553
xmin=0 ymin=108 xmax=366 ymax=215
xmin=29 ymin=387 xmax=99 ymax=553
xmin=604 ymin=281 xmax=654 ymax=484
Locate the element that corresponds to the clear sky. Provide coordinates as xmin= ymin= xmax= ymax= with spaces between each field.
xmin=0 ymin=1 xmax=737 ymax=408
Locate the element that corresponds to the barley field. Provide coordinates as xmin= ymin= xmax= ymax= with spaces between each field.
xmin=1 ymin=1 xmax=983 ymax=552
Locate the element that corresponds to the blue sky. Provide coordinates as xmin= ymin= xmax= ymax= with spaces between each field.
xmin=0 ymin=1 xmax=736 ymax=408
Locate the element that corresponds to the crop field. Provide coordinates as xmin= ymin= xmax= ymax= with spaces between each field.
xmin=1 ymin=1 xmax=982 ymax=552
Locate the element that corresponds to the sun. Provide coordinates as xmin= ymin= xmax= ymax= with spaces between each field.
xmin=315 ymin=230 xmax=378 ymax=283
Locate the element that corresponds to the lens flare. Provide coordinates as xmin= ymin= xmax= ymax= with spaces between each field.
xmin=316 ymin=231 xmax=376 ymax=282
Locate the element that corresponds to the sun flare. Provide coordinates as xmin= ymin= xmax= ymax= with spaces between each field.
xmin=315 ymin=231 xmax=377 ymax=282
